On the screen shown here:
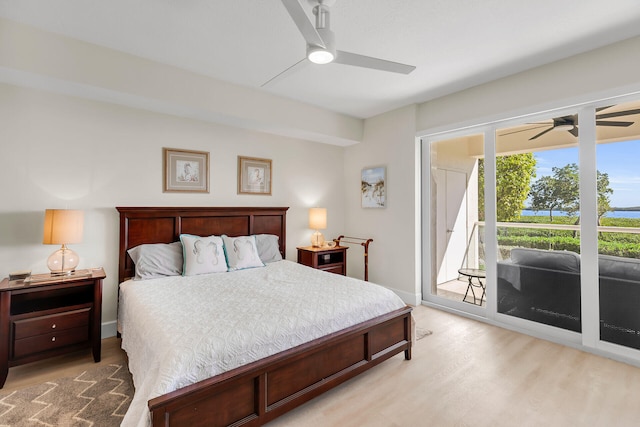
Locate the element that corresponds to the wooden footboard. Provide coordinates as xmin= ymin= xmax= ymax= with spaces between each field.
xmin=148 ymin=306 xmax=412 ymax=427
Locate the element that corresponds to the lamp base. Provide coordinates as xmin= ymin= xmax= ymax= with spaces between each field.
xmin=311 ymin=231 xmax=325 ymax=248
xmin=47 ymin=244 xmax=80 ymax=275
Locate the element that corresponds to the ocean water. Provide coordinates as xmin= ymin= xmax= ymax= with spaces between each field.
xmin=521 ymin=209 xmax=640 ymax=219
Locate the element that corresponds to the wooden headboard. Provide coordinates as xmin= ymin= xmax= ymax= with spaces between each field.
xmin=116 ymin=206 xmax=289 ymax=283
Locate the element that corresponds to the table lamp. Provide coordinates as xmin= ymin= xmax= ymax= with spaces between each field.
xmin=309 ymin=207 xmax=327 ymax=247
xmin=42 ymin=209 xmax=84 ymax=275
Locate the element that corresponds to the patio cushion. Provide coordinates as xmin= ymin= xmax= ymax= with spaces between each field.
xmin=599 ymin=255 xmax=640 ymax=281
xmin=510 ymin=247 xmax=580 ymax=273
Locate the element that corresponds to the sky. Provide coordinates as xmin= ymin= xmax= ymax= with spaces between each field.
xmin=533 ymin=139 xmax=640 ymax=208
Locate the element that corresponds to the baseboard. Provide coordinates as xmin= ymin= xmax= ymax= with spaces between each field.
xmin=101 ymin=320 xmax=118 ymax=339
xmin=389 ymin=287 xmax=422 ymax=306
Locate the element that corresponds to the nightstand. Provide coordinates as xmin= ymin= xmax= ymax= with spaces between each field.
xmin=0 ymin=268 xmax=105 ymax=388
xmin=297 ymin=246 xmax=348 ymax=275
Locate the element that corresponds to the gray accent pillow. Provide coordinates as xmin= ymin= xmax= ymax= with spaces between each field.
xmin=127 ymin=241 xmax=183 ymax=280
xmin=510 ymin=248 xmax=580 ymax=273
xmin=254 ymin=234 xmax=283 ymax=263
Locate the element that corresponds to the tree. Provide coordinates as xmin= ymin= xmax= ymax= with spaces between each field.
xmin=529 ymin=175 xmax=564 ymax=221
xmin=530 ymin=163 xmax=613 ymax=224
xmin=597 ymin=171 xmax=613 ymax=222
xmin=478 ymin=153 xmax=537 ymax=221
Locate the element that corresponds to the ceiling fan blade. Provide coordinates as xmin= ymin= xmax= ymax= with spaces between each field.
xmin=334 ymin=50 xmax=416 ymax=74
xmin=261 ymin=57 xmax=308 ymax=87
xmin=569 ymin=126 xmax=579 ymax=137
xmin=281 ymin=0 xmax=325 ymax=48
xmin=596 ymin=108 xmax=640 ymax=120
xmin=529 ymin=126 xmax=554 ymax=140
xmin=595 ymin=120 xmax=634 ymax=127
xmin=499 ymin=125 xmax=550 ymax=137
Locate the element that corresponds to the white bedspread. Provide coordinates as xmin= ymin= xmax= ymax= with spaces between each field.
xmin=119 ymin=260 xmax=406 ymax=427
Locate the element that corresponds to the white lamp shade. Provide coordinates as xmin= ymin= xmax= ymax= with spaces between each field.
xmin=309 ymin=208 xmax=327 ymax=230
xmin=43 ymin=209 xmax=84 ymax=245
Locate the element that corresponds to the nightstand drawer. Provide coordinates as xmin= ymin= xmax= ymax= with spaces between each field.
xmin=297 ymin=246 xmax=348 ymax=276
xmin=13 ymin=307 xmax=91 ymax=340
xmin=13 ymin=327 xmax=89 ymax=358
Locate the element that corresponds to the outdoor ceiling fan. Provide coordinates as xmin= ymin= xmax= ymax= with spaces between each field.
xmin=501 ymin=106 xmax=640 ymax=140
xmin=262 ymin=0 xmax=416 ymax=86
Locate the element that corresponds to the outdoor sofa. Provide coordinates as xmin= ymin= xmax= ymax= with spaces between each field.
xmin=497 ymin=247 xmax=640 ymax=349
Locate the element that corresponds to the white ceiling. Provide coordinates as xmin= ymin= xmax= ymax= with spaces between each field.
xmin=2 ymin=0 xmax=640 ymax=119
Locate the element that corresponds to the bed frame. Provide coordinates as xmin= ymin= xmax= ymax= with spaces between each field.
xmin=117 ymin=206 xmax=412 ymax=427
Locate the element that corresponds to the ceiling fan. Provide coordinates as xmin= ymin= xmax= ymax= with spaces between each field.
xmin=501 ymin=106 xmax=640 ymax=140
xmin=262 ymin=0 xmax=416 ymax=86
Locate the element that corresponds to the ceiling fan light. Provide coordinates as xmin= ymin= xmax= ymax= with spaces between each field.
xmin=554 ymin=124 xmax=574 ymax=132
xmin=307 ymin=46 xmax=334 ymax=64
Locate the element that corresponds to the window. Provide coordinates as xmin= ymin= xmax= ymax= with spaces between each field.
xmin=422 ymin=97 xmax=640 ymax=359
xmin=428 ymin=134 xmax=486 ymax=307
xmin=495 ymin=117 xmax=581 ymax=332
xmin=595 ymin=100 xmax=640 ymax=350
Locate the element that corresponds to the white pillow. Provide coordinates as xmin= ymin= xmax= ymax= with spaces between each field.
xmin=180 ymin=234 xmax=228 ymax=276
xmin=222 ymin=235 xmax=264 ymax=271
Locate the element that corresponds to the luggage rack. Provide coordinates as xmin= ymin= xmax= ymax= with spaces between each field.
xmin=333 ymin=235 xmax=373 ymax=281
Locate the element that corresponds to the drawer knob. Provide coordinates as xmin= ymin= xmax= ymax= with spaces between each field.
xmin=51 ymin=324 xmax=56 ymax=329
xmin=51 ymin=337 xmax=56 ymax=342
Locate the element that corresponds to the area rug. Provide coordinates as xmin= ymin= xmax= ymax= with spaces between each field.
xmin=0 ymin=364 xmax=133 ymax=427
xmin=416 ymin=327 xmax=433 ymax=340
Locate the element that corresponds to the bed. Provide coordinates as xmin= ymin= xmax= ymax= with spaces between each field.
xmin=117 ymin=206 xmax=412 ymax=427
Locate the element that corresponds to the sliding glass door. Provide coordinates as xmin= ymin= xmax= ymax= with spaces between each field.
xmin=422 ymin=96 xmax=640 ymax=358
xmin=426 ymin=133 xmax=486 ymax=310
xmin=494 ymin=114 xmax=582 ymax=332
xmin=595 ymin=100 xmax=640 ymax=350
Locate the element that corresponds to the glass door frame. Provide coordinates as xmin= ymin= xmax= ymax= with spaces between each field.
xmin=420 ymin=94 xmax=640 ymax=364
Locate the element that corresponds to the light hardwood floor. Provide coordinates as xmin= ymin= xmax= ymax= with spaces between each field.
xmin=2 ymin=336 xmax=127 ymax=393
xmin=4 ymin=305 xmax=640 ymax=426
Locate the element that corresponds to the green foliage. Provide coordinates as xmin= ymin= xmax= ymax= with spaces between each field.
xmin=498 ymin=215 xmax=640 ymax=258
xmin=530 ymin=163 xmax=579 ymax=220
xmin=601 ymin=217 xmax=640 ymax=227
xmin=529 ymin=163 xmax=613 ymax=223
xmin=597 ymin=171 xmax=613 ymax=221
xmin=529 ymin=176 xmax=562 ymax=221
xmin=478 ymin=153 xmax=536 ymax=221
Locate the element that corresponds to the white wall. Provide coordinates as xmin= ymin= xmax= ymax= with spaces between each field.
xmin=417 ymin=35 xmax=640 ymax=133
xmin=344 ymin=105 xmax=420 ymax=304
xmin=0 ymin=18 xmax=363 ymax=147
xmin=0 ymin=83 xmax=346 ymax=336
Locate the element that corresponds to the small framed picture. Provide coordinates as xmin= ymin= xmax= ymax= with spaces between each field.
xmin=361 ymin=166 xmax=386 ymax=208
xmin=238 ymin=156 xmax=272 ymax=195
xmin=163 ymin=148 xmax=209 ymax=193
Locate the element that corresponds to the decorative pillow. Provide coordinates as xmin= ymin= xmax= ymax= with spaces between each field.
xmin=222 ymin=235 xmax=265 ymax=271
xmin=254 ymin=234 xmax=283 ymax=263
xmin=127 ymin=242 xmax=183 ymax=280
xmin=180 ymin=234 xmax=228 ymax=276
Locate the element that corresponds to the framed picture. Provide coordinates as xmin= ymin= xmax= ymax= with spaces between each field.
xmin=361 ymin=166 xmax=386 ymax=208
xmin=163 ymin=148 xmax=209 ymax=193
xmin=238 ymin=156 xmax=272 ymax=195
